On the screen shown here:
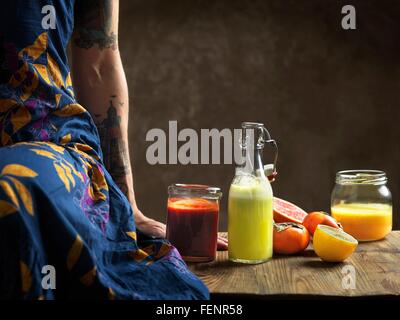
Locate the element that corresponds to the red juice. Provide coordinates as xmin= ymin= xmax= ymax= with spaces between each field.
xmin=166 ymin=198 xmax=219 ymax=262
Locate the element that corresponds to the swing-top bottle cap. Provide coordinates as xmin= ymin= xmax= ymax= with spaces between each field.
xmin=241 ymin=122 xmax=264 ymax=129
xmin=240 ymin=121 xmax=279 ymax=181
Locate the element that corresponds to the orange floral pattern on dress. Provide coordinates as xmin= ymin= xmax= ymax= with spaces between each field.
xmin=0 ymin=32 xmax=80 ymax=146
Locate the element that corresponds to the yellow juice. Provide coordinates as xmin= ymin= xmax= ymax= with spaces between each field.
xmin=331 ymin=203 xmax=392 ymax=241
xmin=228 ymin=176 xmax=273 ymax=263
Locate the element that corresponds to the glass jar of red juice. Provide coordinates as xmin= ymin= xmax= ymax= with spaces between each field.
xmin=166 ymin=184 xmax=222 ymax=262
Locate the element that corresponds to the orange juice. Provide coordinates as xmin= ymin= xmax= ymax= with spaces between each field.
xmin=331 ymin=203 xmax=392 ymax=241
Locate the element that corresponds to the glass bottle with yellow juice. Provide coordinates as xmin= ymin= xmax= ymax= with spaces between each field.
xmin=228 ymin=122 xmax=278 ymax=264
xmin=331 ymin=170 xmax=392 ymax=241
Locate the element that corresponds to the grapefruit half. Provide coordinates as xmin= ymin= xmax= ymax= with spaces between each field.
xmin=273 ymin=197 xmax=308 ymax=224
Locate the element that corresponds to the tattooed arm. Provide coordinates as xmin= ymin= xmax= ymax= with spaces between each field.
xmin=70 ymin=0 xmax=166 ymax=238
xmin=70 ymin=0 xmax=228 ymax=248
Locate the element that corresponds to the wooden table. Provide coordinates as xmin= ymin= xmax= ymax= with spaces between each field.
xmin=188 ymin=232 xmax=400 ymax=299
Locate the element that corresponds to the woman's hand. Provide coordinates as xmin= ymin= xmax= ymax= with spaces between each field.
xmin=135 ymin=209 xmax=228 ymax=250
xmin=136 ymin=214 xmax=166 ymax=239
xmin=217 ymin=234 xmax=228 ymax=250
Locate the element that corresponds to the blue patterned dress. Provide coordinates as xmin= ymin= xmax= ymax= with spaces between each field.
xmin=0 ymin=0 xmax=209 ymax=300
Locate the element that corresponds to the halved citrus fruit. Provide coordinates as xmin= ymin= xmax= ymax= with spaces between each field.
xmin=167 ymin=198 xmax=218 ymax=212
xmin=273 ymin=197 xmax=308 ymax=224
xmin=313 ymin=225 xmax=358 ymax=262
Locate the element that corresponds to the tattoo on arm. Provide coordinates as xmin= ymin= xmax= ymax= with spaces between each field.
xmin=73 ymin=0 xmax=117 ymax=50
xmin=96 ymin=96 xmax=131 ymax=196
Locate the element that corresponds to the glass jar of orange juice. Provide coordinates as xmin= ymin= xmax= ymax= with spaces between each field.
xmin=331 ymin=170 xmax=392 ymax=241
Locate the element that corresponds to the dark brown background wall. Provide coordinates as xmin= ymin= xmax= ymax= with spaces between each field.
xmin=119 ymin=0 xmax=400 ymax=230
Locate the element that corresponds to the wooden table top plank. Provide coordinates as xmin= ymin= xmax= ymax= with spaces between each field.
xmin=188 ymin=231 xmax=400 ymax=297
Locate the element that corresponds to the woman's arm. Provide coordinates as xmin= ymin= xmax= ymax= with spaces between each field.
xmin=70 ymin=0 xmax=165 ymax=237
xmin=71 ymin=0 xmax=131 ymax=199
xmin=70 ymin=0 xmax=228 ymax=249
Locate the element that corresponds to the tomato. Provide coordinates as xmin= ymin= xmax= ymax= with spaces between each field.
xmin=302 ymin=211 xmax=342 ymax=236
xmin=273 ymin=223 xmax=310 ymax=255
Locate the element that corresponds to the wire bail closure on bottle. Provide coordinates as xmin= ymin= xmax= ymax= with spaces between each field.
xmin=240 ymin=122 xmax=278 ymax=176
xmin=261 ymin=126 xmax=278 ymax=176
